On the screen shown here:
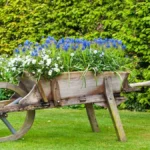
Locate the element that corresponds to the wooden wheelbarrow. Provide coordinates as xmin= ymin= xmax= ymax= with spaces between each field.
xmin=0 ymin=71 xmax=149 ymax=142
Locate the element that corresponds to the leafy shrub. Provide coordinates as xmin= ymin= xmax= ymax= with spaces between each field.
xmin=0 ymin=0 xmax=149 ymax=110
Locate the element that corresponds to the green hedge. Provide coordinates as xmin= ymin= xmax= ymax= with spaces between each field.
xmin=0 ymin=0 xmax=150 ymax=110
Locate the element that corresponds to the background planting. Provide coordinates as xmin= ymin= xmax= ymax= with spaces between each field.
xmin=0 ymin=0 xmax=150 ymax=110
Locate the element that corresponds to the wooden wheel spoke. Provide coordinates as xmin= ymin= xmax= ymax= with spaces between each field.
xmin=1 ymin=117 xmax=16 ymax=134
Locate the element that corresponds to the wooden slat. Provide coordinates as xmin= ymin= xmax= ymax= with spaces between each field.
xmin=61 ymin=94 xmax=126 ymax=107
xmin=51 ymin=79 xmax=61 ymax=106
xmin=54 ymin=72 xmax=129 ymax=99
xmin=104 ymin=77 xmax=126 ymax=142
xmin=85 ymin=103 xmax=100 ymax=132
xmin=61 ymin=94 xmax=105 ymax=106
xmin=0 ymin=103 xmax=51 ymax=113
xmin=37 ymin=80 xmax=48 ymax=103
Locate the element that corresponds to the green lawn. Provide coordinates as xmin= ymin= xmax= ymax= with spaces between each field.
xmin=0 ymin=108 xmax=150 ymax=150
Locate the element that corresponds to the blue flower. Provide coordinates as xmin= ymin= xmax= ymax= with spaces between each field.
xmin=47 ymin=36 xmax=55 ymax=40
xmin=35 ymin=42 xmax=39 ymax=47
xmin=31 ymin=49 xmax=38 ymax=56
xmin=56 ymin=43 xmax=60 ymax=49
xmin=15 ymin=48 xmax=20 ymax=54
xmin=46 ymin=38 xmax=51 ymax=44
xmin=22 ymin=48 xmax=26 ymax=52
xmin=94 ymin=38 xmax=104 ymax=45
xmin=86 ymin=41 xmax=90 ymax=47
xmin=75 ymin=39 xmax=83 ymax=44
xmin=58 ymin=38 xmax=65 ymax=44
xmin=117 ymin=40 xmax=122 ymax=45
xmin=112 ymin=42 xmax=118 ymax=48
xmin=42 ymin=44 xmax=49 ymax=48
xmin=41 ymin=44 xmax=45 ymax=48
xmin=37 ymin=46 xmax=42 ymax=51
xmin=82 ymin=45 xmax=86 ymax=50
xmin=122 ymin=45 xmax=126 ymax=50
xmin=72 ymin=45 xmax=78 ymax=50
xmin=63 ymin=43 xmax=70 ymax=51
xmin=106 ymin=44 xmax=110 ymax=48
xmin=24 ymin=40 xmax=30 ymax=46
xmin=82 ymin=40 xmax=87 ymax=48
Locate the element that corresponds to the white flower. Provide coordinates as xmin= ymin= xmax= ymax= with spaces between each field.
xmin=26 ymin=56 xmax=30 ymax=60
xmin=55 ymin=63 xmax=58 ymax=68
xmin=70 ymin=53 xmax=74 ymax=57
xmin=37 ymin=69 xmax=41 ymax=73
xmin=32 ymin=59 xmax=36 ymax=64
xmin=93 ymin=50 xmax=98 ymax=54
xmin=12 ymin=67 xmax=16 ymax=71
xmin=39 ymin=60 xmax=44 ymax=65
xmin=60 ymin=66 xmax=64 ymax=69
xmin=46 ymin=59 xmax=52 ymax=66
xmin=26 ymin=58 xmax=32 ymax=65
xmin=54 ymin=68 xmax=60 ymax=72
xmin=43 ymin=55 xmax=49 ymax=60
xmin=100 ymin=52 xmax=104 ymax=57
xmin=48 ymin=70 xmax=52 ymax=76
xmin=57 ymin=57 xmax=60 ymax=60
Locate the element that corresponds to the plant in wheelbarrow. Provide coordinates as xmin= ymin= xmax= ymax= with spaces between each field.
xmin=0 ymin=36 xmax=138 ymax=105
xmin=0 ymin=36 xmax=140 ymax=142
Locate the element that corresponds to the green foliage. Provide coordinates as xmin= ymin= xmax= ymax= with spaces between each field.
xmin=0 ymin=0 xmax=149 ymax=110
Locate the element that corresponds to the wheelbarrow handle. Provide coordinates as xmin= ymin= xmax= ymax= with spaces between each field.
xmin=129 ymin=81 xmax=150 ymax=88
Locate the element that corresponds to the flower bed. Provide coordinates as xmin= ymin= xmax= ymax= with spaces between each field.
xmin=0 ymin=36 xmax=137 ymax=82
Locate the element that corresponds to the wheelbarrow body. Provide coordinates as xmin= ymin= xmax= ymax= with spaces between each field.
xmin=0 ymin=71 xmax=149 ymax=142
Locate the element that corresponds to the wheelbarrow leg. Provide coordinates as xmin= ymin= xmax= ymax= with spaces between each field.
xmin=104 ymin=77 xmax=126 ymax=142
xmin=85 ymin=103 xmax=100 ymax=132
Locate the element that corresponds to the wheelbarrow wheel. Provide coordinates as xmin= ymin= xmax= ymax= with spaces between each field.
xmin=0 ymin=82 xmax=35 ymax=142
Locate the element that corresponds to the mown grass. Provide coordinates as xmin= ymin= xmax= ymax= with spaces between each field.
xmin=0 ymin=108 xmax=150 ymax=150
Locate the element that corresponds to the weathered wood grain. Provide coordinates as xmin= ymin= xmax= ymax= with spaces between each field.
xmin=104 ymin=77 xmax=126 ymax=142
xmin=55 ymin=71 xmax=129 ymax=99
xmin=130 ymin=81 xmax=150 ymax=88
xmin=37 ymin=80 xmax=48 ymax=103
xmin=19 ymin=84 xmax=42 ymax=105
xmin=51 ymin=79 xmax=61 ymax=106
xmin=0 ymin=103 xmax=50 ymax=113
xmin=0 ymin=82 xmax=35 ymax=142
xmin=85 ymin=103 xmax=100 ymax=132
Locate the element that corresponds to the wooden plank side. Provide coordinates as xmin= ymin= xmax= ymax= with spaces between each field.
xmin=104 ymin=77 xmax=126 ymax=142
xmin=85 ymin=103 xmax=100 ymax=132
xmin=56 ymin=72 xmax=129 ymax=99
